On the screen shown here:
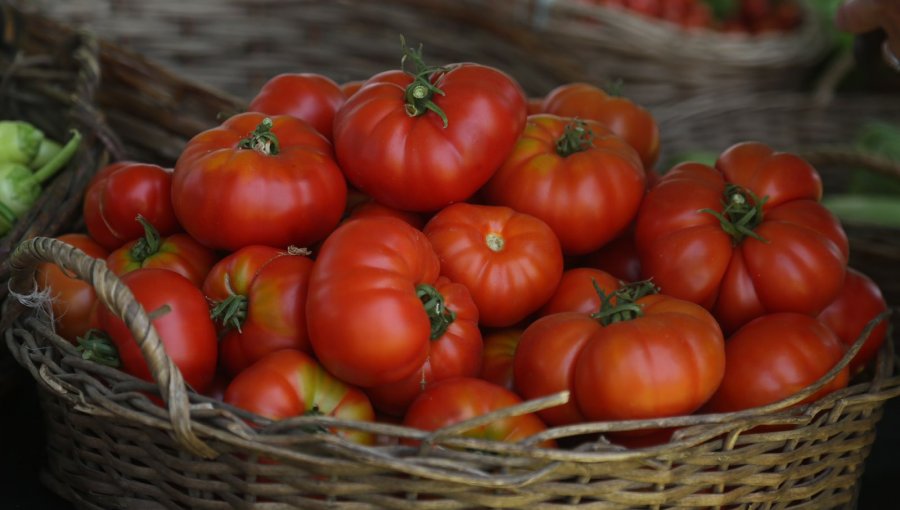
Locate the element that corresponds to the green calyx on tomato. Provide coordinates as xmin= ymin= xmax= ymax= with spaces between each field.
xmin=77 ymin=329 xmax=121 ymax=367
xmin=555 ymin=120 xmax=595 ymax=157
xmin=590 ymin=279 xmax=658 ymax=326
xmin=700 ymin=183 xmax=769 ymax=245
xmin=209 ymin=274 xmax=248 ymax=333
xmin=128 ymin=215 xmax=162 ymax=263
xmin=237 ymin=117 xmax=281 ymax=155
xmin=400 ymin=35 xmax=449 ymax=127
xmin=416 ymin=283 xmax=456 ymax=340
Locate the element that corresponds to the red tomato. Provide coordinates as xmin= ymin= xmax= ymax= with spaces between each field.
xmin=333 ymin=48 xmax=527 ymax=212
xmin=106 ymin=217 xmax=217 ymax=287
xmin=703 ymin=313 xmax=849 ymax=413
xmin=172 ymin=112 xmax=347 ymax=251
xmin=95 ymin=268 xmax=218 ymax=394
xmin=307 ymin=216 xmax=442 ymax=387
xmin=480 ymin=115 xmax=646 ymax=255
xmin=82 ymin=161 xmax=180 ymax=250
xmin=248 ymin=73 xmax=346 ymax=140
xmin=224 ymin=349 xmax=376 ymax=445
xmin=527 ymin=97 xmax=544 ymax=115
xmin=36 ymin=233 xmax=109 ymax=343
xmin=818 ymin=268 xmax=889 ymax=375
xmin=424 ymin=203 xmax=564 ymax=327
xmin=364 ymin=276 xmax=482 ymax=417
xmin=203 ymin=245 xmax=314 ymax=377
xmin=541 ymin=82 xmax=660 ymax=170
xmin=345 ymin=197 xmax=427 ymax=230
xmin=579 ymin=231 xmax=643 ymax=283
xmin=634 ymin=144 xmax=848 ymax=333
xmin=479 ymin=328 xmax=522 ymax=391
xmin=539 ymin=267 xmax=622 ymax=316
xmin=402 ymin=377 xmax=554 ymax=448
xmin=340 ymin=80 xmax=364 ymax=98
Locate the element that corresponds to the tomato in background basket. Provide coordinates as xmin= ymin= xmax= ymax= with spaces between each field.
xmin=424 ymin=203 xmax=564 ymax=327
xmin=402 ymin=377 xmax=555 ymax=448
xmin=480 ymin=115 xmax=646 ymax=256
xmin=106 ymin=216 xmax=217 ymax=287
xmin=36 ymin=233 xmax=109 ymax=344
xmin=82 ymin=161 xmax=181 ymax=251
xmin=703 ymin=312 xmax=849 ymax=413
xmin=224 ymin=349 xmax=376 ymax=445
xmin=172 ymin=112 xmax=347 ymax=252
xmin=818 ymin=268 xmax=890 ymax=376
xmin=203 ymin=245 xmax=315 ymax=377
xmin=248 ymin=73 xmax=346 ymax=141
xmin=635 ymin=143 xmax=849 ymax=334
xmin=333 ymin=41 xmax=527 ymax=212
xmin=93 ymin=268 xmax=218 ymax=395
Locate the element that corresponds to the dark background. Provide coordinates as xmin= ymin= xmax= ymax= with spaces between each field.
xmin=2 ymin=363 xmax=897 ymax=510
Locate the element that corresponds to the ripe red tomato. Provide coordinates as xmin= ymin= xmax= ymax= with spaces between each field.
xmin=424 ymin=202 xmax=564 ymax=327
xmin=479 ymin=328 xmax=522 ymax=391
xmin=364 ymin=276 xmax=482 ymax=417
xmin=818 ymin=268 xmax=889 ymax=375
xmin=344 ymin=197 xmax=427 ymax=230
xmin=248 ymin=73 xmax=346 ymax=140
xmin=402 ymin=377 xmax=554 ymax=448
xmin=37 ymin=233 xmax=109 ymax=343
xmin=538 ymin=267 xmax=622 ymax=316
xmin=333 ymin=48 xmax=527 ymax=212
xmin=579 ymin=231 xmax=643 ymax=283
xmin=307 ymin=216 xmax=443 ymax=387
xmin=541 ymin=82 xmax=660 ymax=170
xmin=203 ymin=245 xmax=314 ymax=377
xmin=95 ymin=268 xmax=219 ymax=394
xmin=82 ymin=161 xmax=180 ymax=250
xmin=703 ymin=313 xmax=849 ymax=413
xmin=340 ymin=80 xmax=364 ymax=98
xmin=106 ymin=217 xmax=217 ymax=287
xmin=224 ymin=349 xmax=376 ymax=445
xmin=480 ymin=115 xmax=646 ymax=255
xmin=635 ymin=143 xmax=849 ymax=333
xmin=172 ymin=112 xmax=347 ymax=251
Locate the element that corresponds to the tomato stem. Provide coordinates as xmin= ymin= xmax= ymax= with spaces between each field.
xmin=129 ymin=215 xmax=161 ymax=262
xmin=400 ymin=35 xmax=449 ymax=128
xmin=209 ymin=275 xmax=247 ymax=332
xmin=416 ymin=283 xmax=456 ymax=340
xmin=699 ymin=183 xmax=769 ymax=245
xmin=556 ymin=120 xmax=595 ymax=157
xmin=238 ymin=118 xmax=280 ymax=156
xmin=590 ymin=279 xmax=658 ymax=326
xmin=77 ymin=329 xmax=121 ymax=367
xmin=485 ymin=232 xmax=505 ymax=252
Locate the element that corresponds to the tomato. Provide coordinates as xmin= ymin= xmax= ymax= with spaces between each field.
xmin=172 ymin=112 xmax=347 ymax=252
xmin=333 ymin=45 xmax=527 ymax=212
xmin=818 ymin=268 xmax=889 ymax=375
xmin=402 ymin=377 xmax=554 ymax=448
xmin=36 ymin=233 xmax=109 ymax=343
xmin=424 ymin=202 xmax=564 ymax=327
xmin=479 ymin=328 xmax=522 ymax=391
xmin=480 ymin=115 xmax=645 ymax=255
xmin=248 ymin=73 xmax=346 ymax=141
xmin=203 ymin=245 xmax=314 ymax=377
xmin=345 ymin=197 xmax=427 ymax=230
xmin=703 ymin=313 xmax=849 ymax=413
xmin=340 ymin=80 xmax=364 ymax=98
xmin=308 ymin=216 xmax=447 ymax=387
xmin=579 ymin=231 xmax=643 ymax=283
xmin=364 ymin=276 xmax=482 ymax=417
xmin=95 ymin=268 xmax=218 ymax=394
xmin=82 ymin=161 xmax=180 ymax=250
xmin=541 ymin=82 xmax=660 ymax=170
xmin=538 ymin=267 xmax=621 ymax=316
xmin=634 ymin=143 xmax=849 ymax=333
xmin=224 ymin=349 xmax=375 ymax=445
xmin=106 ymin=217 xmax=217 ymax=287
xmin=527 ymin=97 xmax=544 ymax=115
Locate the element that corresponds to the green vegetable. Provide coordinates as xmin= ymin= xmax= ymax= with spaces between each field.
xmin=0 ymin=129 xmax=81 ymax=236
xmin=0 ymin=120 xmax=45 ymax=166
xmin=848 ymin=121 xmax=900 ymax=195
xmin=823 ymin=195 xmax=900 ymax=228
xmin=666 ymin=149 xmax=719 ymax=170
xmin=28 ymin=137 xmax=62 ymax=170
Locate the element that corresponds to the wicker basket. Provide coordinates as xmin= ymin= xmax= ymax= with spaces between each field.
xmin=654 ymin=92 xmax=900 ymax=308
xmin=3 ymin=235 xmax=898 ymax=509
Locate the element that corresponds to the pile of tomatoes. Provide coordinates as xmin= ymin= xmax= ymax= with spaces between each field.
xmin=38 ymin=44 xmax=889 ymax=448
xmin=584 ymin=0 xmax=803 ymax=33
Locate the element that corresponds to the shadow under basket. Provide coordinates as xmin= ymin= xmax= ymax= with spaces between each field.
xmin=4 ymin=235 xmax=899 ymax=509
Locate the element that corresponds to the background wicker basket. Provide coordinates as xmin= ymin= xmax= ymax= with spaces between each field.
xmin=25 ymin=0 xmax=835 ymax=107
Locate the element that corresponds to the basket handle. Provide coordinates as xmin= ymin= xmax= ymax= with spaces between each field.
xmin=5 ymin=236 xmax=218 ymax=459
xmin=800 ymin=147 xmax=900 ymax=182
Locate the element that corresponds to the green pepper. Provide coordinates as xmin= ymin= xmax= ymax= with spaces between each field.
xmin=0 ymin=129 xmax=81 ymax=236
